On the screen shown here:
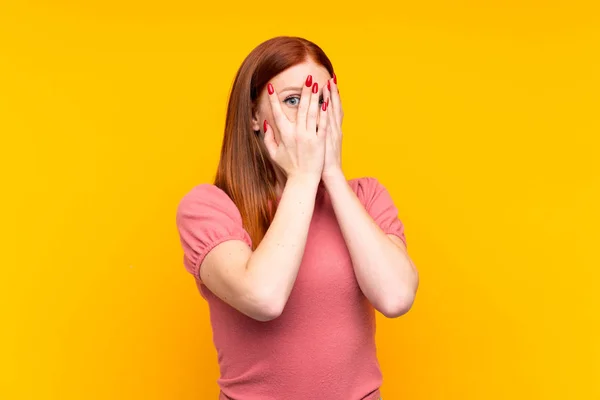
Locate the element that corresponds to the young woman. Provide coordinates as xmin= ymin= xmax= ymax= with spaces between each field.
xmin=176 ymin=36 xmax=419 ymax=400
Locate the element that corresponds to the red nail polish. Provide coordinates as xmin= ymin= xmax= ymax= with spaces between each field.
xmin=333 ymin=73 xmax=337 ymax=84
xmin=267 ymin=83 xmax=274 ymax=95
xmin=326 ymin=99 xmax=329 ymax=108
xmin=263 ymin=120 xmax=268 ymax=132
xmin=322 ymin=102 xmax=327 ymax=111
xmin=327 ymin=81 xmax=331 ymax=91
xmin=312 ymin=82 xmax=318 ymax=94
xmin=305 ymin=75 xmax=312 ymax=87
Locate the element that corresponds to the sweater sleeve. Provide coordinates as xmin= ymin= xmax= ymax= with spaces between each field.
xmin=353 ymin=177 xmax=407 ymax=248
xmin=175 ymin=184 xmax=252 ymax=281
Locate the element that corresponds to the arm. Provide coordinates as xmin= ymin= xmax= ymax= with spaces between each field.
xmin=197 ymin=75 xmax=328 ymax=322
xmin=319 ymin=75 xmax=417 ymax=317
xmin=323 ymin=172 xmax=419 ymax=318
xmin=200 ymin=175 xmax=320 ymax=322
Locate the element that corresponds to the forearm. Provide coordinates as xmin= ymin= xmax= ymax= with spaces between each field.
xmin=246 ymin=174 xmax=320 ymax=309
xmin=324 ymin=172 xmax=418 ymax=317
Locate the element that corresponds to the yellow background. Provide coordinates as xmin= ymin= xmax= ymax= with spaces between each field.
xmin=1 ymin=1 xmax=598 ymax=399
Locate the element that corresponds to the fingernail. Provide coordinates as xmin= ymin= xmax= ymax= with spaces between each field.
xmin=327 ymin=81 xmax=331 ymax=91
xmin=263 ymin=120 xmax=268 ymax=132
xmin=322 ymin=101 xmax=327 ymax=111
xmin=326 ymin=99 xmax=329 ymax=108
xmin=267 ymin=83 xmax=274 ymax=95
xmin=312 ymin=82 xmax=318 ymax=94
xmin=333 ymin=73 xmax=337 ymax=84
xmin=305 ymin=75 xmax=313 ymax=87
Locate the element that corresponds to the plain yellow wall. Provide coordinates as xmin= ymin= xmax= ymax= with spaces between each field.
xmin=1 ymin=1 xmax=599 ymax=399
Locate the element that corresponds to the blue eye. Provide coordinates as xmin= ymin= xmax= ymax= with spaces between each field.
xmin=283 ymin=96 xmax=300 ymax=106
xmin=283 ymin=95 xmax=325 ymax=106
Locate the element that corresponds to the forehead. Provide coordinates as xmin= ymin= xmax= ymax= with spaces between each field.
xmin=271 ymin=60 xmax=331 ymax=86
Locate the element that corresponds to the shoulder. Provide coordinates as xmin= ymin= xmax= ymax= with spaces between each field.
xmin=347 ymin=176 xmax=388 ymax=206
xmin=175 ymin=183 xmax=252 ymax=278
xmin=178 ymin=183 xmax=231 ymax=204
xmin=176 ymin=183 xmax=243 ymax=225
xmin=348 ymin=176 xmax=407 ymax=245
xmin=348 ymin=176 xmax=382 ymax=191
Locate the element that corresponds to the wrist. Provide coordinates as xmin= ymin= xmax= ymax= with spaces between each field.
xmin=322 ymin=167 xmax=346 ymax=187
xmin=286 ymin=172 xmax=322 ymax=189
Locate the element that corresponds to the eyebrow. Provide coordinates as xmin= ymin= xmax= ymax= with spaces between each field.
xmin=279 ymin=86 xmax=303 ymax=93
xmin=278 ymin=86 xmax=325 ymax=98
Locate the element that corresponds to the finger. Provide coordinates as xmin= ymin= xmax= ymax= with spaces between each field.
xmin=327 ymin=97 xmax=340 ymax=136
xmin=306 ymin=82 xmax=320 ymax=134
xmin=265 ymin=83 xmax=288 ymax=134
xmin=296 ymin=74 xmax=314 ymax=128
xmin=262 ymin=120 xmax=277 ymax=158
xmin=317 ymin=96 xmax=329 ymax=139
xmin=329 ymin=74 xmax=343 ymax=126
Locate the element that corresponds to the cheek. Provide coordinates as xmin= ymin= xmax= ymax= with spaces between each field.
xmin=283 ymin=107 xmax=297 ymax=123
xmin=261 ymin=104 xmax=297 ymax=126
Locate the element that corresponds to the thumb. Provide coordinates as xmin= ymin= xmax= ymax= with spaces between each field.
xmin=262 ymin=120 xmax=277 ymax=158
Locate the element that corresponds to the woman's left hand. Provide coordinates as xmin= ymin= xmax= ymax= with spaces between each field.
xmin=322 ymin=74 xmax=344 ymax=181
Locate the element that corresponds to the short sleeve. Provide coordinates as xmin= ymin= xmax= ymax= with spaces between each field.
xmin=175 ymin=184 xmax=252 ymax=280
xmin=352 ymin=177 xmax=407 ymax=248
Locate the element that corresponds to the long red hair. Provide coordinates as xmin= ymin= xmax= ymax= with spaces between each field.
xmin=214 ymin=36 xmax=334 ymax=249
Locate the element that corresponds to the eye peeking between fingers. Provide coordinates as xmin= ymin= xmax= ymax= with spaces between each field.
xmin=283 ymin=95 xmax=325 ymax=108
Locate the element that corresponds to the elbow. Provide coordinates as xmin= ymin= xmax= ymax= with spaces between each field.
xmin=252 ymin=304 xmax=284 ymax=322
xmin=378 ymin=287 xmax=417 ymax=318
xmin=380 ymin=267 xmax=420 ymax=318
xmin=249 ymin=292 xmax=286 ymax=322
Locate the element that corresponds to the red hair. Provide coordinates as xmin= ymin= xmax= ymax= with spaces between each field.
xmin=214 ymin=36 xmax=334 ymax=249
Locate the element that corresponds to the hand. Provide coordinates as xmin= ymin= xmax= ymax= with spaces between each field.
xmin=263 ymin=76 xmax=329 ymax=183
xmin=322 ymin=74 xmax=344 ymax=181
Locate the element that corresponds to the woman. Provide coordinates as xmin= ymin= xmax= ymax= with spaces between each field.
xmin=176 ymin=36 xmax=419 ymax=400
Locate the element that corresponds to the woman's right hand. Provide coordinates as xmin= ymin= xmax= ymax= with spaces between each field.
xmin=262 ymin=76 xmax=329 ymax=183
